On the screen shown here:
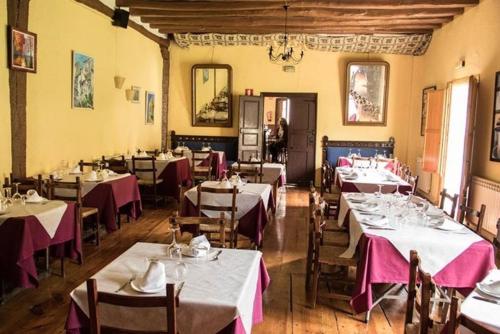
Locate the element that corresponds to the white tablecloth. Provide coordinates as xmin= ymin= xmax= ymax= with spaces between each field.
xmin=69 ymin=242 xmax=262 ymax=334
xmin=231 ymin=162 xmax=285 ymax=184
xmin=335 ymin=167 xmax=410 ymax=193
xmin=461 ymin=269 xmax=500 ymax=333
xmin=55 ymin=173 xmax=131 ymax=197
xmin=174 ymin=147 xmax=225 ymax=166
xmin=126 ymin=157 xmax=186 ymax=180
xmin=184 ymin=181 xmax=272 ymax=220
xmin=339 ymin=193 xmax=483 ymax=276
xmin=0 ymin=201 xmax=68 ymax=238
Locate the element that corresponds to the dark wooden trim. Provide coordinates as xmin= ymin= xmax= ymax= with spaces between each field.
xmin=8 ymin=0 xmax=30 ymax=178
xmin=170 ymin=131 xmax=238 ymax=149
xmin=74 ymin=0 xmax=169 ymax=47
xmin=321 ymin=135 xmax=395 ymax=165
xmin=160 ymin=44 xmax=170 ymax=151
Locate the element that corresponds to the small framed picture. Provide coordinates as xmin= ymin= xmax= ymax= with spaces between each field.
xmin=490 ymin=71 xmax=500 ymax=162
xmin=420 ymin=86 xmax=437 ymax=136
xmin=145 ymin=91 xmax=155 ymax=125
xmin=131 ymin=86 xmax=140 ymax=103
xmin=8 ymin=26 xmax=37 ymax=73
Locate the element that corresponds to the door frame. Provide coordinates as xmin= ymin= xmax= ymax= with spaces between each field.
xmin=261 ymin=92 xmax=318 ymax=185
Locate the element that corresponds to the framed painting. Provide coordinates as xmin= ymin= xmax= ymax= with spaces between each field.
xmin=72 ymin=51 xmax=94 ymax=109
xmin=344 ymin=61 xmax=389 ymax=126
xmin=8 ymin=26 xmax=37 ymax=73
xmin=131 ymin=86 xmax=140 ymax=103
xmin=192 ymin=64 xmax=232 ymax=127
xmin=145 ymin=91 xmax=155 ymax=125
xmin=491 ymin=71 xmax=500 ymax=162
xmin=420 ymin=86 xmax=437 ymax=136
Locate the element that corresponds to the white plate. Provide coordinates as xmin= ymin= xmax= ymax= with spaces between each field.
xmin=433 ymin=219 xmax=464 ymax=232
xmin=130 ymin=279 xmax=165 ymax=294
xmin=25 ymin=198 xmax=48 ymax=204
xmin=477 ymin=283 xmax=500 ymax=299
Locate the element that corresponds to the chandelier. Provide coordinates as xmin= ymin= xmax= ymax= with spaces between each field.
xmin=268 ymin=2 xmax=304 ymax=65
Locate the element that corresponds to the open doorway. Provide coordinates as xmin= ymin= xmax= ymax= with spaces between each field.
xmin=262 ymin=93 xmax=317 ymax=185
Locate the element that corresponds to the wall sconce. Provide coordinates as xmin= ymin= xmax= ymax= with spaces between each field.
xmin=114 ymin=75 xmax=126 ymax=89
xmin=125 ymin=88 xmax=134 ymax=101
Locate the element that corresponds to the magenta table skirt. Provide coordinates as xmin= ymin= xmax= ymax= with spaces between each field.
xmin=337 ymin=157 xmax=395 ymax=172
xmin=351 ymin=233 xmax=495 ymax=314
xmin=158 ymin=158 xmax=192 ymax=201
xmin=65 ymin=258 xmax=271 ymax=334
xmin=181 ymin=193 xmax=275 ymax=247
xmin=0 ymin=203 xmax=81 ymax=289
xmin=83 ymin=175 xmax=142 ymax=232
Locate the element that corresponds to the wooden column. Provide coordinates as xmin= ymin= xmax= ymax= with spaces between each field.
xmin=7 ymin=0 xmax=30 ymax=178
xmin=160 ymin=42 xmax=170 ymax=151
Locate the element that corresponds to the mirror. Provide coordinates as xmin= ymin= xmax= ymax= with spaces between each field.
xmin=192 ymin=64 xmax=232 ymax=127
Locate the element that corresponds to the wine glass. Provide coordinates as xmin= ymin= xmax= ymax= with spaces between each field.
xmin=394 ymin=183 xmax=402 ymax=198
xmin=12 ymin=183 xmax=22 ymax=203
xmin=221 ymin=169 xmax=229 ymax=182
xmin=348 ymin=148 xmax=352 ymax=157
xmin=375 ymin=184 xmax=383 ymax=198
xmin=357 ymin=149 xmax=361 ymax=157
xmin=374 ymin=149 xmax=378 ymax=158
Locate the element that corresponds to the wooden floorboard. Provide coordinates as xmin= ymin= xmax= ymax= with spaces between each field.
xmin=0 ymin=188 xmax=412 ymax=334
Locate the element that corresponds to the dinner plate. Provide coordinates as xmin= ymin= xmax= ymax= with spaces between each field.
xmin=433 ymin=219 xmax=464 ymax=232
xmin=476 ymin=281 xmax=500 ymax=299
xmin=355 ymin=202 xmax=379 ymax=212
xmin=130 ymin=279 xmax=165 ymax=294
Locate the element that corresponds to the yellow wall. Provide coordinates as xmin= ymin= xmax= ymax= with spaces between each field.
xmin=0 ymin=0 xmax=11 ymax=185
xmin=25 ymin=0 xmax=162 ymax=175
xmin=407 ymin=0 xmax=500 ymax=184
xmin=169 ymin=45 xmax=416 ymax=179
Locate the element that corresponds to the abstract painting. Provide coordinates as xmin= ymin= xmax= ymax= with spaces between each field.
xmin=8 ymin=26 xmax=37 ymax=73
xmin=72 ymin=51 xmax=94 ymax=109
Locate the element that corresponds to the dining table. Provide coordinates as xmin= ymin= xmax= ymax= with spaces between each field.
xmin=336 ymin=192 xmax=496 ymax=316
xmin=175 ymin=147 xmax=228 ymax=180
xmin=459 ymin=269 xmax=500 ymax=333
xmin=337 ymin=156 xmax=395 ymax=171
xmin=0 ymin=200 xmax=81 ymax=289
xmin=181 ymin=181 xmax=275 ymax=247
xmin=65 ymin=242 xmax=270 ymax=334
xmin=335 ymin=166 xmax=412 ymax=194
xmin=56 ymin=172 xmax=142 ymax=232
xmin=126 ymin=156 xmax=192 ymax=201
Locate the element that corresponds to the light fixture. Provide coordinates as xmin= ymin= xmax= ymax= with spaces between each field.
xmin=268 ymin=2 xmax=304 ymax=65
xmin=114 ymin=75 xmax=125 ymax=89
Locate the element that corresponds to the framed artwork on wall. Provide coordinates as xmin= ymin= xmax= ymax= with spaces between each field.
xmin=8 ymin=26 xmax=37 ymax=73
xmin=344 ymin=61 xmax=389 ymax=126
xmin=72 ymin=51 xmax=94 ymax=109
xmin=420 ymin=86 xmax=437 ymax=136
xmin=145 ymin=91 xmax=155 ymax=125
xmin=131 ymin=86 xmax=141 ymax=103
xmin=192 ymin=64 xmax=232 ymax=127
xmin=491 ymin=71 xmax=500 ymax=162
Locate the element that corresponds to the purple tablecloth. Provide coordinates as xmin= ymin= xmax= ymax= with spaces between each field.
xmin=0 ymin=203 xmax=81 ymax=289
xmin=351 ymin=233 xmax=495 ymax=314
xmin=83 ymin=175 xmax=142 ymax=232
xmin=158 ymin=157 xmax=192 ymax=201
xmin=181 ymin=191 xmax=275 ymax=247
xmin=65 ymin=258 xmax=271 ymax=334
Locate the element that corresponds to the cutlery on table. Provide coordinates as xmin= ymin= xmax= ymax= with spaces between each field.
xmin=211 ymin=250 xmax=223 ymax=261
xmin=472 ymin=296 xmax=500 ymax=305
xmin=115 ymin=274 xmax=136 ymax=293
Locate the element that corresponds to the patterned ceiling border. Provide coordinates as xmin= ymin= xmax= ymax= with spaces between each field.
xmin=173 ymin=33 xmax=432 ymax=56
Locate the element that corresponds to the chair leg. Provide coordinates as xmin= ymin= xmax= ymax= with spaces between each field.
xmin=45 ymin=248 xmax=50 ymax=274
xmin=154 ymin=185 xmax=158 ymax=209
xmin=95 ymin=213 xmax=100 ymax=246
xmin=311 ymin=263 xmax=320 ymax=308
xmin=305 ymin=240 xmax=313 ymax=289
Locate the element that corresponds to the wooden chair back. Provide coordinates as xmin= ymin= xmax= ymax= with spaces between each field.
xmin=234 ymin=159 xmax=263 ymax=183
xmin=145 ymin=149 xmax=159 ymax=156
xmin=405 ymin=250 xmax=435 ymax=334
xmin=439 ymin=189 xmax=459 ymax=218
xmin=191 ymin=150 xmax=213 ymax=181
xmin=79 ymin=160 xmax=99 ymax=172
xmin=172 ymin=150 xmax=184 ymax=158
xmin=457 ymin=203 xmax=486 ymax=233
xmin=447 ymin=295 xmax=497 ymax=334
xmin=86 ymin=278 xmax=177 ymax=334
xmin=375 ymin=157 xmax=395 ymax=170
xmin=494 ymin=218 xmax=500 ymax=251
xmin=132 ymin=156 xmax=158 ymax=182
xmin=169 ymin=211 xmax=226 ymax=246
xmin=101 ymin=155 xmax=128 ymax=174
xmin=47 ymin=175 xmax=83 ymax=204
xmin=3 ymin=173 xmax=43 ymax=195
xmin=320 ymin=162 xmax=334 ymax=196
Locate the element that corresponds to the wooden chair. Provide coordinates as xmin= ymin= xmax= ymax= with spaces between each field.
xmin=405 ymin=250 xmax=446 ymax=334
xmin=495 ymin=218 xmax=500 ymax=251
xmin=375 ymin=157 xmax=395 ymax=170
xmin=3 ymin=173 xmax=43 ymax=195
xmin=234 ymin=159 xmax=263 ymax=183
xmin=145 ymin=149 xmax=159 ymax=156
xmin=101 ymin=155 xmax=128 ymax=174
xmin=79 ymin=160 xmax=100 ymax=172
xmin=169 ymin=211 xmax=227 ymax=247
xmin=448 ymin=298 xmax=498 ymax=334
xmin=319 ymin=163 xmax=340 ymax=218
xmin=132 ymin=156 xmax=164 ymax=208
xmin=191 ymin=150 xmax=213 ymax=184
xmin=86 ymin=278 xmax=178 ymax=334
xmin=310 ymin=205 xmax=357 ymax=308
xmin=196 ymin=184 xmax=238 ymax=248
xmin=439 ymin=189 xmax=459 ymax=218
xmin=48 ymin=175 xmax=100 ymax=247
xmin=457 ymin=203 xmax=486 ymax=233
xmin=407 ymin=175 xmax=419 ymax=195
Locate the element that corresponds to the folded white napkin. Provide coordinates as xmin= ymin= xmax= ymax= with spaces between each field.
xmin=201 ymin=147 xmax=210 ymax=152
xmin=139 ymin=151 xmax=149 ymax=157
xmin=356 ymin=202 xmax=379 ymax=212
xmin=426 ymin=206 xmax=444 ymax=217
xmin=157 ymin=153 xmax=167 ymax=160
xmin=189 ymin=235 xmax=211 ymax=257
xmin=139 ymin=260 xmax=166 ymax=291
xmin=71 ymin=166 xmax=81 ymax=174
xmin=220 ymin=180 xmax=233 ymax=189
xmin=26 ymin=190 xmax=44 ymax=203
xmin=87 ymin=171 xmax=98 ymax=181
xmin=250 ymin=157 xmax=260 ymax=162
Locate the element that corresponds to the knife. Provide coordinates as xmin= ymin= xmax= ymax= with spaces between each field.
xmin=472 ymin=296 xmax=500 ymax=305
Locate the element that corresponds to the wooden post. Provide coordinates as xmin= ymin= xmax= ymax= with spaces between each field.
xmin=7 ymin=0 xmax=30 ymax=178
xmin=160 ymin=42 xmax=170 ymax=151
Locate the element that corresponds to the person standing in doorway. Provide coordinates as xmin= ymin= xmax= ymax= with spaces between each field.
xmin=269 ymin=118 xmax=288 ymax=163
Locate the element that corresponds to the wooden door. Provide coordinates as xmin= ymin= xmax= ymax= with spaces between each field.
xmin=287 ymin=95 xmax=317 ymax=185
xmin=423 ymin=89 xmax=445 ymax=172
xmin=238 ymin=96 xmax=263 ymax=161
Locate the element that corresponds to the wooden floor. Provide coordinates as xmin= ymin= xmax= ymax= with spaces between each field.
xmin=0 ymin=188 xmax=408 ymax=334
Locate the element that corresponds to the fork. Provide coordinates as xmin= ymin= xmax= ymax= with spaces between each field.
xmin=115 ymin=274 xmax=136 ymax=293
xmin=210 ymin=250 xmax=223 ymax=261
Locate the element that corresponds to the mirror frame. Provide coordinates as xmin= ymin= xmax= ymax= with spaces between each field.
xmin=191 ymin=64 xmax=233 ymax=127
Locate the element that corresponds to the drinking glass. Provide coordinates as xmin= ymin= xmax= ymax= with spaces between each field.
xmin=348 ymin=148 xmax=352 ymax=157
xmin=21 ymin=194 xmax=28 ymax=206
xmin=12 ymin=183 xmax=22 ymax=203
xmin=374 ymin=149 xmax=378 ymax=158
xmin=357 ymin=149 xmax=361 ymax=157
xmin=394 ymin=183 xmax=402 ymax=198
xmin=375 ymin=184 xmax=383 ymax=197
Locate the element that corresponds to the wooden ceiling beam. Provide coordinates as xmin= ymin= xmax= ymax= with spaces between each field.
xmin=146 ymin=17 xmax=450 ymax=27
xmin=131 ymin=7 xmax=464 ymax=19
xmin=117 ymin=0 xmax=478 ymax=11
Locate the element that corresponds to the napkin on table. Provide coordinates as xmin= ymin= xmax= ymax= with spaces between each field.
xmin=139 ymin=260 xmax=166 ymax=290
